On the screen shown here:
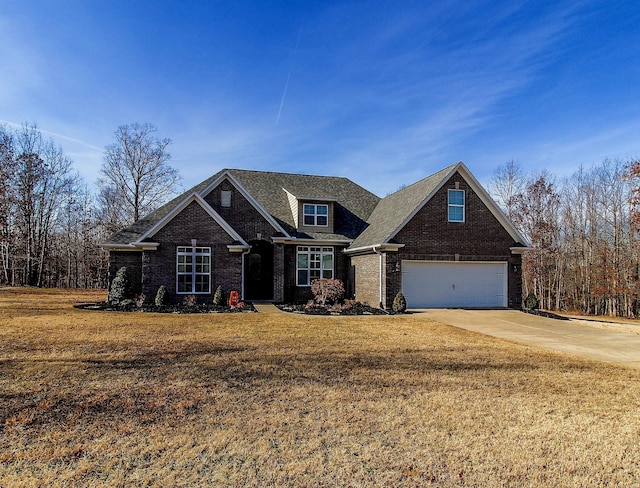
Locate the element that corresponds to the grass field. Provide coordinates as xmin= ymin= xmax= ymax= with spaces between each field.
xmin=1 ymin=288 xmax=639 ymax=487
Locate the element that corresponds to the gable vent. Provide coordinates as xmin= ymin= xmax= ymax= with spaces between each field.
xmin=221 ymin=190 xmax=232 ymax=207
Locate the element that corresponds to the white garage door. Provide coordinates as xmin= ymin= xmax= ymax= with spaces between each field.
xmin=402 ymin=261 xmax=507 ymax=308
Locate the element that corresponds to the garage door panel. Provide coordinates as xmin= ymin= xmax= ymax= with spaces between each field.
xmin=402 ymin=261 xmax=507 ymax=308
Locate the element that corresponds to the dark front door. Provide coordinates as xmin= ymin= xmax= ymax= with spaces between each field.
xmin=245 ymin=240 xmax=273 ymax=301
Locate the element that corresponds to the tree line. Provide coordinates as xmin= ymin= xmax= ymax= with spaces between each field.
xmin=0 ymin=123 xmax=179 ymax=289
xmin=490 ymin=159 xmax=640 ymax=317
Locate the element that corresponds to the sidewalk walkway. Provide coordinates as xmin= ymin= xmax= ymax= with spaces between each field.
xmin=253 ymin=303 xmax=285 ymax=314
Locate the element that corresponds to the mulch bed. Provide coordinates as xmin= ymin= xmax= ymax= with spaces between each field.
xmin=74 ymin=302 xmax=257 ymax=313
xmin=523 ymin=308 xmax=570 ymax=320
xmin=276 ymin=302 xmax=388 ymax=315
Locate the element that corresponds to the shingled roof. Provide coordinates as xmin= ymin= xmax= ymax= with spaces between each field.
xmin=348 ymin=164 xmax=457 ymax=250
xmin=219 ymin=169 xmax=380 ymax=239
xmin=102 ymin=168 xmax=381 ymax=246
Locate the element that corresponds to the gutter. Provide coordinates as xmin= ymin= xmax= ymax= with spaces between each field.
xmin=344 ymin=243 xmax=405 ymax=255
xmin=99 ymin=242 xmax=160 ymax=251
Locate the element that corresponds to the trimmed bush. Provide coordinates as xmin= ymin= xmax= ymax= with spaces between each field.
xmin=108 ymin=267 xmax=130 ymax=304
xmin=154 ymin=285 xmax=169 ymax=306
xmin=524 ymin=292 xmax=539 ymax=310
xmin=311 ymin=278 xmax=345 ymax=305
xmin=134 ymin=293 xmax=146 ymax=308
xmin=213 ymin=285 xmax=224 ymax=306
xmin=183 ymin=295 xmax=197 ymax=307
xmin=392 ymin=292 xmax=407 ymax=314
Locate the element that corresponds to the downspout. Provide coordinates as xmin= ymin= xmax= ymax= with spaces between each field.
xmin=241 ymin=247 xmax=251 ymax=300
xmin=373 ymin=245 xmax=383 ymax=309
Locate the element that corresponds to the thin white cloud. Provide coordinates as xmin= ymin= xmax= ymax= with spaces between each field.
xmin=305 ymin=3 xmax=587 ymax=193
xmin=0 ymin=120 xmax=104 ymax=154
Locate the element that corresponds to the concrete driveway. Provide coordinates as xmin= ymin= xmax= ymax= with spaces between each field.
xmin=421 ymin=308 xmax=640 ymax=370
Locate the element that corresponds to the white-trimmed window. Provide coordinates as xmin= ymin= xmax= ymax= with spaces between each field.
xmin=177 ymin=246 xmax=211 ymax=294
xmin=448 ymin=189 xmax=465 ymax=222
xmin=303 ymin=204 xmax=328 ymax=226
xmin=297 ymin=246 xmax=333 ymax=286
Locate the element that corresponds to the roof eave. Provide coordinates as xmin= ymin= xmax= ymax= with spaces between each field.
xmin=99 ymin=242 xmax=160 ymax=251
xmin=344 ymin=243 xmax=405 ymax=254
xmin=272 ymin=236 xmax=353 ymax=246
xmin=510 ymin=246 xmax=532 ymax=254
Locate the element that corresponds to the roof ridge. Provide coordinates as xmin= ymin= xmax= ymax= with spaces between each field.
xmin=228 ymin=168 xmax=351 ymax=179
xmin=383 ymin=163 xmax=458 ymax=197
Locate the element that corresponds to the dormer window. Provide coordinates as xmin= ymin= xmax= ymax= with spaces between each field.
xmin=303 ymin=204 xmax=328 ymax=226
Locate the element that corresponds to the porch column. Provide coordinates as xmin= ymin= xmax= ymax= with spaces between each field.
xmin=273 ymin=243 xmax=285 ymax=302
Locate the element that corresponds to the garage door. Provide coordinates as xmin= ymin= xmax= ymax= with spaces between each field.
xmin=402 ymin=261 xmax=507 ymax=308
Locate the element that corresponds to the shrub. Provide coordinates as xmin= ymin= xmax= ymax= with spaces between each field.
xmin=311 ymin=278 xmax=345 ymax=305
xmin=304 ymin=300 xmax=330 ymax=315
xmin=213 ymin=285 xmax=224 ymax=306
xmin=134 ymin=293 xmax=146 ymax=308
xmin=183 ymin=295 xmax=197 ymax=307
xmin=524 ymin=292 xmax=539 ymax=310
xmin=392 ymin=292 xmax=407 ymax=314
xmin=108 ymin=267 xmax=130 ymax=304
xmin=154 ymin=285 xmax=169 ymax=306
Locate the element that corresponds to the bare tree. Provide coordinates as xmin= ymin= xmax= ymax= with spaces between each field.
xmin=511 ymin=172 xmax=561 ymax=309
xmin=13 ymin=125 xmax=80 ymax=286
xmin=0 ymin=125 xmax=16 ymax=283
xmin=489 ymin=160 xmax=527 ymax=220
xmin=98 ymin=123 xmax=180 ymax=229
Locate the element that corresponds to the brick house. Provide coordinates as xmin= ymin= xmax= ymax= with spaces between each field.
xmin=100 ymin=162 xmax=529 ymax=309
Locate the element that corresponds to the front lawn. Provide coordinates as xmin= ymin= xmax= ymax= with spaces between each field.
xmin=1 ymin=288 xmax=639 ymax=486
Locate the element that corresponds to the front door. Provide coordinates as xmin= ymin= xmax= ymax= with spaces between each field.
xmin=245 ymin=240 xmax=274 ymax=301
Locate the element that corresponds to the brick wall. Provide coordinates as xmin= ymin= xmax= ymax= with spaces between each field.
xmin=108 ymin=251 xmax=142 ymax=296
xmin=141 ymin=200 xmax=243 ymax=303
xmin=273 ymin=243 xmax=285 ymax=302
xmin=204 ymin=179 xmax=279 ymax=242
xmin=351 ymin=253 xmax=381 ymax=307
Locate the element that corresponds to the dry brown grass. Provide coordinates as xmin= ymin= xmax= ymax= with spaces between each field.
xmin=1 ymin=287 xmax=639 ymax=487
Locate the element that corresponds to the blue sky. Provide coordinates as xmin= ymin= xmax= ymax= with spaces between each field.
xmin=2 ymin=1 xmax=639 ymax=196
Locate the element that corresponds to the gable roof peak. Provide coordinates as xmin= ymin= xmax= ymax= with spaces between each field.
xmin=347 ymin=161 xmax=528 ymax=251
xmin=385 ymin=163 xmax=460 ymax=198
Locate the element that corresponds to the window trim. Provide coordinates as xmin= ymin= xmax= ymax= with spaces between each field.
xmin=302 ymin=203 xmax=329 ymax=227
xmin=448 ymin=189 xmax=465 ymax=223
xmin=176 ymin=246 xmax=212 ymax=294
xmin=296 ymin=246 xmax=334 ymax=286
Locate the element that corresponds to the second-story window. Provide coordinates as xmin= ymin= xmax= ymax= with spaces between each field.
xmin=448 ymin=189 xmax=465 ymax=222
xmin=303 ymin=204 xmax=328 ymax=226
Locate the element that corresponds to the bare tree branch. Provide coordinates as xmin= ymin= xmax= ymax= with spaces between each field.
xmin=98 ymin=123 xmax=181 ymax=228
